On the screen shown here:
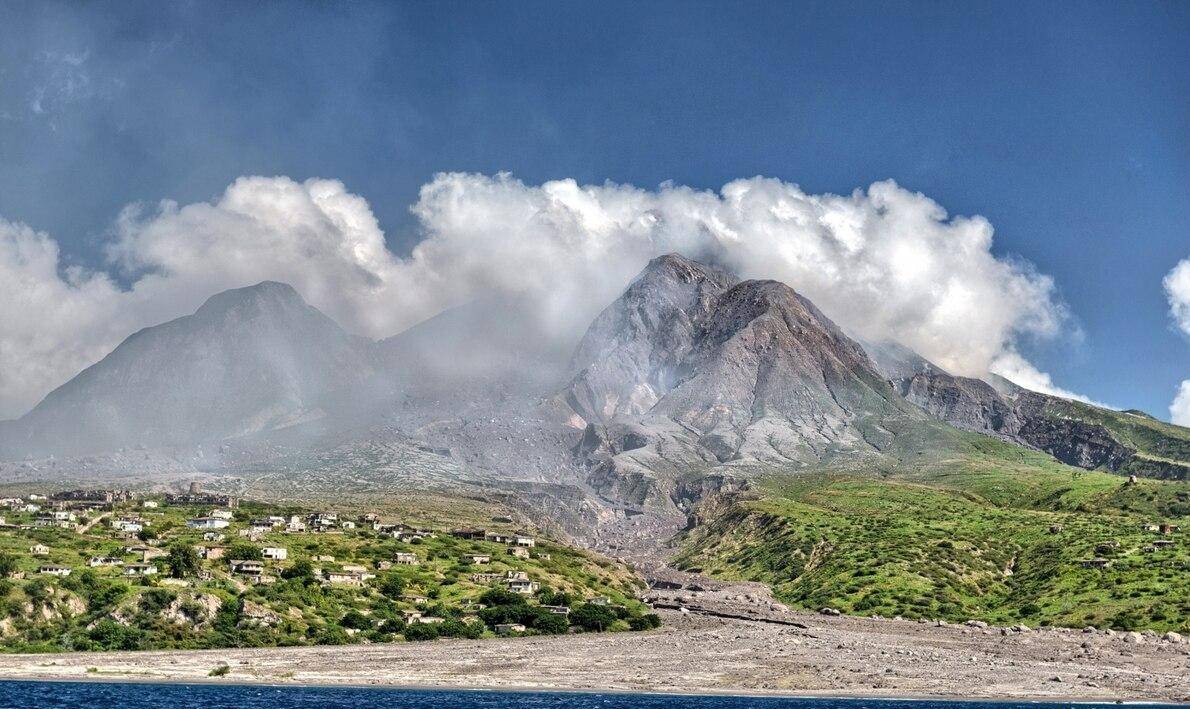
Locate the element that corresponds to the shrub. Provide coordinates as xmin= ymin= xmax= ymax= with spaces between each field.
xmin=570 ymin=603 xmax=617 ymax=632
xmin=403 ymin=622 xmax=439 ymax=641
xmin=529 ymin=609 xmax=569 ymax=635
xmin=628 ymin=613 xmax=661 ymax=631
xmin=340 ymin=609 xmax=372 ymax=630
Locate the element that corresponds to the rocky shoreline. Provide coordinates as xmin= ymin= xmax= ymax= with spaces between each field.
xmin=0 ymin=594 xmax=1185 ymax=702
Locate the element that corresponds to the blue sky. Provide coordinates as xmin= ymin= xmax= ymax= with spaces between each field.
xmin=0 ymin=1 xmax=1187 ymax=418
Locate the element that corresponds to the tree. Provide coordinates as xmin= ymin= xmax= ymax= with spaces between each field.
xmin=166 ymin=543 xmax=200 ymax=578
xmin=0 ymin=552 xmax=17 ymax=578
xmin=281 ymin=558 xmax=316 ymax=583
xmin=529 ymin=608 xmax=569 ymax=635
xmin=228 ymin=543 xmax=262 ymax=561
xmin=378 ymin=573 xmax=406 ymax=599
xmin=479 ymin=587 xmax=526 ymax=607
xmin=340 ymin=609 xmax=372 ymax=630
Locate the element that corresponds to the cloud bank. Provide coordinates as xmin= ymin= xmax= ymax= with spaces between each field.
xmin=1165 ymin=258 xmax=1190 ymax=425
xmin=1 ymin=173 xmax=1077 ymax=418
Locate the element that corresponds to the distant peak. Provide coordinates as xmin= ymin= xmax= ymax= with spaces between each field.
xmin=195 ymin=280 xmax=307 ymax=316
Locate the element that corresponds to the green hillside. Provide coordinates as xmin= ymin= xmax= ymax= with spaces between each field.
xmin=675 ymin=445 xmax=1189 ymax=631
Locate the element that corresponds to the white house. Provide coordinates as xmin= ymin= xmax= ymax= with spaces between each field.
xmin=262 ymin=547 xmax=288 ymax=561
xmin=124 ymin=563 xmax=158 ymax=577
xmin=187 ymin=517 xmax=230 ymax=530
xmin=39 ymin=565 xmax=72 ymax=577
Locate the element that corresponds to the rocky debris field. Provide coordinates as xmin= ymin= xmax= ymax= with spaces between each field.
xmin=0 ymin=599 xmax=1184 ymax=701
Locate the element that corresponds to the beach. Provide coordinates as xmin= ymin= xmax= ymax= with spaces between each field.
xmin=0 ymin=604 xmax=1185 ymax=702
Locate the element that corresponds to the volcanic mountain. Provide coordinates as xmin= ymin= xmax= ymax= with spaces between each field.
xmin=0 ymin=281 xmax=380 ymax=458
xmin=561 ymin=254 xmax=929 ymax=509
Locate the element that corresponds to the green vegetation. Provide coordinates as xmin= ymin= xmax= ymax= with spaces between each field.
xmin=0 ymin=496 xmax=654 ymax=652
xmin=676 ymin=455 xmax=1188 ymax=631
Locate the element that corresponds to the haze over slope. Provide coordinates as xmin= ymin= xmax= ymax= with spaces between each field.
xmin=1 ymin=254 xmax=1186 ymax=501
xmin=0 ymin=281 xmax=379 ymax=458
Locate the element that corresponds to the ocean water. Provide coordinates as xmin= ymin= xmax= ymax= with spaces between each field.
xmin=0 ymin=683 xmax=1178 ymax=709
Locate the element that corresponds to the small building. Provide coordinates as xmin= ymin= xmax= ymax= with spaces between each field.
xmin=1141 ymin=523 xmax=1160 ymax=532
xmin=111 ymin=518 xmax=143 ymax=533
xmin=208 ymin=509 xmax=234 ymax=520
xmin=198 ymin=546 xmax=225 ymax=560
xmin=451 ymin=528 xmax=487 ymax=540
xmin=1152 ymin=539 xmax=1174 ymax=548
xmin=1048 ymin=524 xmax=1062 ymax=534
xmin=534 ymin=552 xmax=551 ymax=561
xmin=509 ymin=547 xmax=530 ymax=559
xmin=230 ymin=559 xmax=265 ymax=575
xmin=1080 ymin=558 xmax=1111 ymax=569
xmin=506 ymin=578 xmax=539 ymax=595
xmin=39 ymin=565 xmax=72 ymax=577
xmin=540 ymin=605 xmax=571 ymax=616
xmin=494 ymin=623 xmax=526 ymax=634
xmin=314 ymin=555 xmax=335 ymax=563
xmin=394 ymin=552 xmax=418 ymax=566
xmin=467 ymin=554 xmax=491 ymax=564
xmin=29 ymin=544 xmax=50 ymax=556
xmin=588 ymin=596 xmax=610 ymax=605
xmin=142 ymin=500 xmax=159 ymax=509
xmin=262 ymin=547 xmax=288 ymax=561
xmin=187 ymin=517 xmax=229 ymax=530
xmin=513 ymin=535 xmax=535 ymax=548
xmin=1159 ymin=523 xmax=1178 ymax=535
xmin=413 ymin=616 xmax=445 ymax=625
xmin=88 ymin=556 xmax=124 ymax=567
xmin=324 ymin=570 xmax=365 ymax=587
xmin=471 ymin=573 xmax=502 ymax=583
xmin=203 ymin=531 xmax=225 ymax=542
xmin=124 ymin=563 xmax=158 ymax=577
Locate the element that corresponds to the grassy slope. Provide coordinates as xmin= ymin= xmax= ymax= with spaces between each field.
xmin=676 ymin=430 xmax=1189 ymax=631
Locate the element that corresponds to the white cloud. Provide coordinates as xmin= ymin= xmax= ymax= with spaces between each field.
xmin=1171 ymin=380 xmax=1190 ymax=427
xmin=0 ymin=173 xmax=1082 ymax=418
xmin=988 ymin=351 xmax=1107 ymax=407
xmin=1164 ymin=258 xmax=1190 ymax=336
xmin=1165 ymin=258 xmax=1190 ymax=426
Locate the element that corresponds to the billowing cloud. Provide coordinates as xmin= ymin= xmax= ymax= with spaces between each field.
xmin=986 ymin=351 xmax=1105 ymax=406
xmin=1165 ymin=258 xmax=1190 ymax=425
xmin=1165 ymin=258 xmax=1190 ymax=337
xmin=1171 ymin=380 xmax=1190 ymax=427
xmin=0 ymin=173 xmax=1080 ymax=418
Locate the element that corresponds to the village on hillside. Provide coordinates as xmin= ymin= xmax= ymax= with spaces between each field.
xmin=0 ymin=484 xmax=657 ymax=652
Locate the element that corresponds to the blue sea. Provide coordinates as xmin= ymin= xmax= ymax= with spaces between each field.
xmin=0 ymin=683 xmax=1179 ymax=709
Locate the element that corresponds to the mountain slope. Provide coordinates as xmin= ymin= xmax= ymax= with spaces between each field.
xmin=864 ymin=340 xmax=1190 ymax=480
xmin=0 ymin=281 xmax=380 ymax=457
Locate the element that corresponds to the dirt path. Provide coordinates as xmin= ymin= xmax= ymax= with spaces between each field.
xmin=0 ymin=608 xmax=1184 ymax=701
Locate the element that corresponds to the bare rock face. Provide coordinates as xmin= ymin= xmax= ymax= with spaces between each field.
xmin=565 ymin=253 xmax=737 ymax=425
xmin=564 ymin=255 xmax=923 ymax=513
xmin=1 ymin=281 xmax=380 ymax=457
